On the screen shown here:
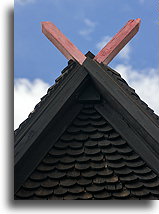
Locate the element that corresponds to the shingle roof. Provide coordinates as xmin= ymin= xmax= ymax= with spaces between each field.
xmin=14 ymin=55 xmax=159 ymax=138
xmin=15 ymin=104 xmax=159 ymax=200
xmin=14 ymin=53 xmax=159 ymax=199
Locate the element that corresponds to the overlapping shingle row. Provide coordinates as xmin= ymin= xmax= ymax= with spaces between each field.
xmin=15 ymin=104 xmax=159 ymax=200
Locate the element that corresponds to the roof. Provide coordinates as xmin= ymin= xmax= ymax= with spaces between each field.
xmin=14 ymin=52 xmax=159 ymax=199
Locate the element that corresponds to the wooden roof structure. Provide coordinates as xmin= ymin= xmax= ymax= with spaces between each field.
xmin=14 ymin=19 xmax=159 ymax=200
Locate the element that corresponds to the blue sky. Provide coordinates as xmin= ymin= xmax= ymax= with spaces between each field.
xmin=14 ymin=0 xmax=158 ymax=128
xmin=15 ymin=0 xmax=158 ymax=83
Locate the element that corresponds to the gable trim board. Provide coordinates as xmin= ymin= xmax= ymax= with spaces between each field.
xmin=95 ymin=103 xmax=159 ymax=175
xmin=15 ymin=63 xmax=87 ymax=163
xmin=14 ymin=54 xmax=159 ymax=196
xmin=15 ymin=103 xmax=83 ymax=193
xmin=83 ymin=57 xmax=159 ymax=151
xmin=14 ymin=62 xmax=89 ymax=193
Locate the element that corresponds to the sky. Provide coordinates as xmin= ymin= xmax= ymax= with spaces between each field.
xmin=14 ymin=0 xmax=158 ymax=129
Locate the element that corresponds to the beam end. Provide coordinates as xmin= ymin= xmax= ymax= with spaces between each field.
xmin=94 ymin=18 xmax=141 ymax=65
xmin=41 ymin=21 xmax=86 ymax=65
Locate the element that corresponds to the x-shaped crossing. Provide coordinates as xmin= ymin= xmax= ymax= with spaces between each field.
xmin=41 ymin=19 xmax=140 ymax=66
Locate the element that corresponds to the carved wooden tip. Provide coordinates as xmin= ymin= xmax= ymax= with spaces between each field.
xmin=41 ymin=21 xmax=86 ymax=65
xmin=94 ymin=18 xmax=141 ymax=65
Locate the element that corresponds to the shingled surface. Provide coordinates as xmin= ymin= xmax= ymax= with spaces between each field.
xmin=15 ymin=104 xmax=159 ymax=200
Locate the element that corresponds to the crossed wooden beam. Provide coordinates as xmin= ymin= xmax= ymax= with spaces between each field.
xmin=41 ymin=19 xmax=141 ymax=65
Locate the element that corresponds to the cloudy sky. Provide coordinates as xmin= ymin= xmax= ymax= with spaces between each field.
xmin=14 ymin=0 xmax=158 ymax=129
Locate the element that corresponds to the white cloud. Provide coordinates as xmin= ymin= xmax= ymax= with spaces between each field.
xmin=118 ymin=44 xmax=131 ymax=60
xmin=14 ymin=78 xmax=50 ymax=129
xmin=79 ymin=29 xmax=93 ymax=37
xmin=79 ymin=18 xmax=96 ymax=39
xmin=96 ymin=36 xmax=131 ymax=60
xmin=96 ymin=36 xmax=112 ymax=50
xmin=15 ymin=0 xmax=35 ymax=5
xmin=84 ymin=19 xmax=96 ymax=28
xmin=114 ymin=64 xmax=159 ymax=115
xmin=139 ymin=0 xmax=145 ymax=4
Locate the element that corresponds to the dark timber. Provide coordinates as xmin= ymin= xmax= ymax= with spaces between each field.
xmin=14 ymin=53 xmax=159 ymax=197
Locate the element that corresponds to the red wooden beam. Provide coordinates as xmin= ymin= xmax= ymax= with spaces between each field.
xmin=94 ymin=18 xmax=141 ymax=65
xmin=41 ymin=21 xmax=86 ymax=65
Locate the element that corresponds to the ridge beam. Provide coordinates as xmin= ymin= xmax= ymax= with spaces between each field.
xmin=41 ymin=21 xmax=86 ymax=65
xmin=94 ymin=18 xmax=141 ymax=65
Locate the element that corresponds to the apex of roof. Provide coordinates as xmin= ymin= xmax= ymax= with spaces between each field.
xmin=14 ymin=53 xmax=159 ymax=199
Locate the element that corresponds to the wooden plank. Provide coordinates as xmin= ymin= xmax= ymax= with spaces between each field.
xmin=83 ymin=57 xmax=159 ymax=149
xmin=14 ymin=63 xmax=89 ymax=193
xmin=94 ymin=19 xmax=141 ymax=65
xmin=15 ymin=66 xmax=88 ymax=165
xmin=41 ymin=21 xmax=86 ymax=65
xmin=78 ymin=82 xmax=101 ymax=103
xmin=95 ymin=103 xmax=159 ymax=175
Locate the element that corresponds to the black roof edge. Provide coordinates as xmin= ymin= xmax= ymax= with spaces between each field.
xmin=85 ymin=51 xmax=159 ymax=126
xmin=83 ymin=57 xmax=159 ymax=173
xmin=14 ymin=51 xmax=94 ymax=139
xmin=101 ymin=64 xmax=159 ymax=126
xmin=14 ymin=60 xmax=77 ymax=139
xmin=15 ymin=103 xmax=83 ymax=193
xmin=15 ymin=63 xmax=88 ymax=162
xmin=95 ymin=103 xmax=159 ymax=175
xmin=14 ymin=60 xmax=91 ymax=193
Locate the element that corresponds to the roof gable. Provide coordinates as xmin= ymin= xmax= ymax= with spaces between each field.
xmin=14 ymin=53 xmax=159 ymax=197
